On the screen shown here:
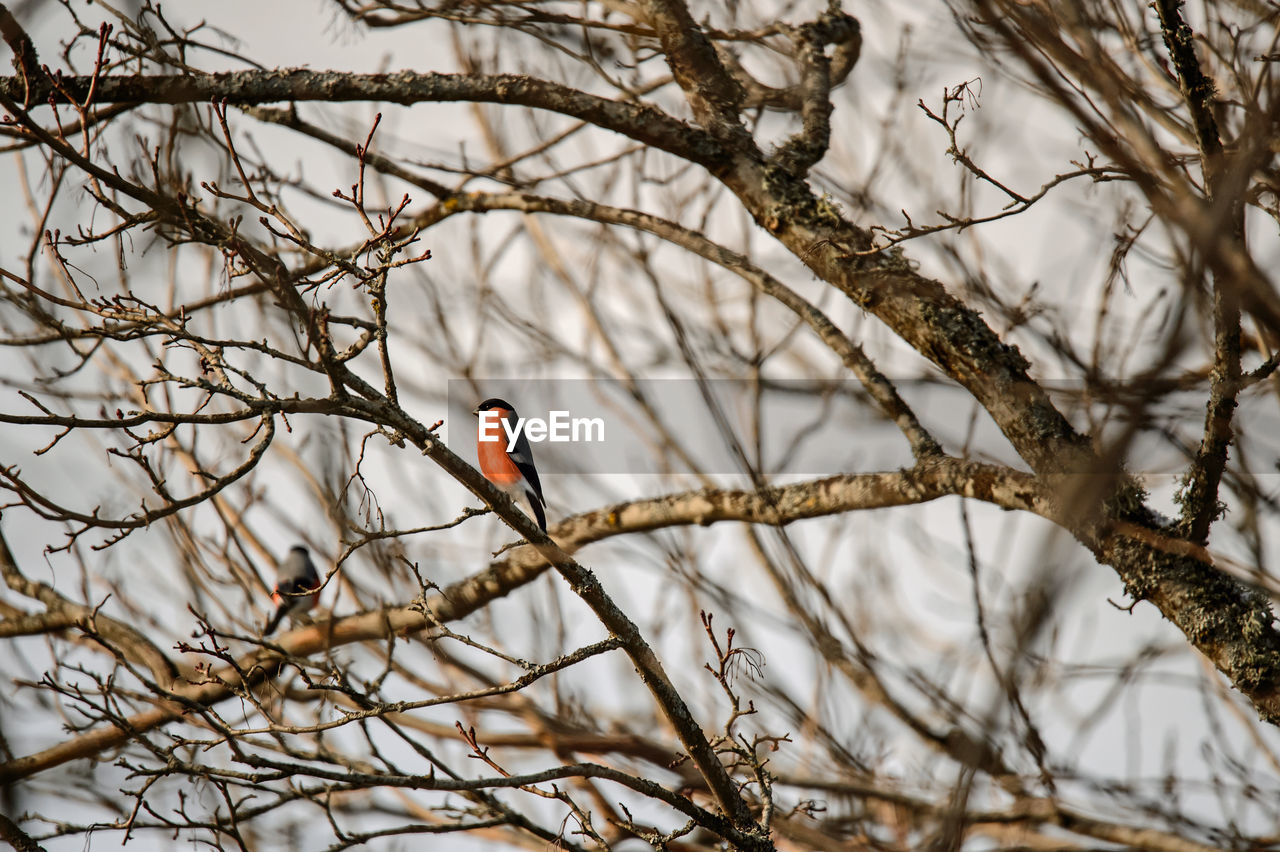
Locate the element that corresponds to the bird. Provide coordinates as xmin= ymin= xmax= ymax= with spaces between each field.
xmin=263 ymin=545 xmax=322 ymax=635
xmin=473 ymin=397 xmax=547 ymax=532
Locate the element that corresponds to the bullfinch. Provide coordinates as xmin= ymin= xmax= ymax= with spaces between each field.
xmin=472 ymin=397 xmax=547 ymax=532
xmin=263 ymin=545 xmax=321 ymax=635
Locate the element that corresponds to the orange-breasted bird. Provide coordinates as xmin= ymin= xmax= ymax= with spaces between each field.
xmin=264 ymin=545 xmax=321 ymax=635
xmin=473 ymin=397 xmax=547 ymax=532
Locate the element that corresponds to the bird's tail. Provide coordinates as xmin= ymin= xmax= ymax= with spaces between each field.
xmin=526 ymin=491 xmax=547 ymax=532
xmin=263 ymin=605 xmax=286 ymax=636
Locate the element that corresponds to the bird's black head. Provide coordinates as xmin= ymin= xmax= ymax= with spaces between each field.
xmin=473 ymin=398 xmax=516 ymax=416
xmin=289 ymin=544 xmax=309 ymax=555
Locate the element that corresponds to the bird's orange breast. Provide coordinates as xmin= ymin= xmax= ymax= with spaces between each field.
xmin=477 ymin=435 xmax=522 ymax=485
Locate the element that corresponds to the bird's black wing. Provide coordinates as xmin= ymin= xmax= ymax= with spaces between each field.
xmin=276 ymin=573 xmax=319 ymax=597
xmin=507 ymin=428 xmax=547 ymax=530
xmin=507 ymin=428 xmax=545 ymax=507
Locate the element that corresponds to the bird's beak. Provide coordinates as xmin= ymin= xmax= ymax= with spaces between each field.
xmin=471 ymin=406 xmax=480 ymax=417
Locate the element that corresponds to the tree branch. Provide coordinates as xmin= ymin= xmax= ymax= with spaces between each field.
xmin=637 ymin=0 xmax=755 ymax=151
xmin=1153 ymin=0 xmax=1244 ymax=545
xmin=774 ymin=7 xmax=861 ymax=177
xmin=0 ymin=457 xmax=1052 ymax=786
xmin=0 ymin=69 xmax=726 ymax=169
xmin=0 ymin=529 xmax=178 ymax=685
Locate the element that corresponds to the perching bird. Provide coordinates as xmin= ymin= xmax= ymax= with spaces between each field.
xmin=473 ymin=397 xmax=547 ymax=532
xmin=263 ymin=545 xmax=321 ymax=635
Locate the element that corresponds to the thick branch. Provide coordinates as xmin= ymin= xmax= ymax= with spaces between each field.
xmin=1153 ymin=0 xmax=1244 ymax=545
xmin=1099 ymin=532 xmax=1280 ymax=721
xmin=774 ymin=9 xmax=862 ymax=176
xmin=638 ymin=0 xmax=755 ymax=151
xmin=0 ymin=813 xmax=46 ymax=852
xmin=1152 ymin=0 xmax=1224 ymax=166
xmin=0 ymin=458 xmax=1052 ymax=786
xmin=0 ymin=70 xmax=725 ymax=169
xmin=721 ymin=15 xmax=861 ymax=112
xmin=0 ymin=3 xmax=38 ymax=102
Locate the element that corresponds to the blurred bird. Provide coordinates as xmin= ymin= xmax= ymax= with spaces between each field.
xmin=473 ymin=397 xmax=547 ymax=532
xmin=264 ymin=545 xmax=321 ymax=635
